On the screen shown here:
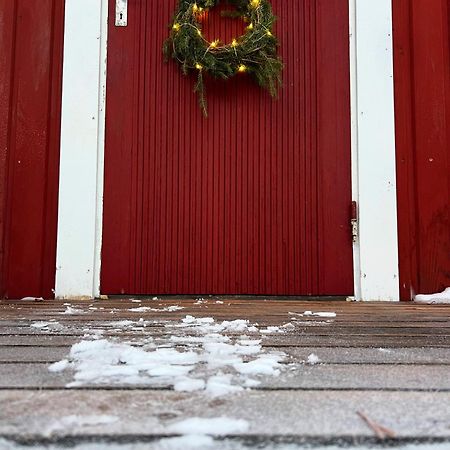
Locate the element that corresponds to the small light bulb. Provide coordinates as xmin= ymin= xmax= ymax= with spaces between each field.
xmin=250 ymin=0 xmax=260 ymax=8
xmin=193 ymin=3 xmax=199 ymax=12
xmin=197 ymin=29 xmax=202 ymax=36
xmin=195 ymin=63 xmax=203 ymax=70
xmin=238 ymin=64 xmax=247 ymax=72
xmin=210 ymin=39 xmax=219 ymax=48
xmin=231 ymin=39 xmax=238 ymax=47
xmin=266 ymin=30 xmax=272 ymax=37
xmin=172 ymin=23 xmax=180 ymax=31
xmin=247 ymin=23 xmax=254 ymax=30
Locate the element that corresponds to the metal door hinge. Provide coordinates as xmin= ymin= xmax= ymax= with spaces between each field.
xmin=116 ymin=0 xmax=128 ymax=27
xmin=351 ymin=200 xmax=358 ymax=243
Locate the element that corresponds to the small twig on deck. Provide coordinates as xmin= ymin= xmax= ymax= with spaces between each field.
xmin=357 ymin=410 xmax=397 ymax=440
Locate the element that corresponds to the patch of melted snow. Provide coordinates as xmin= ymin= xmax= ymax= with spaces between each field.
xmin=30 ymin=321 xmax=54 ymax=329
xmin=303 ymin=311 xmax=336 ymax=318
xmin=43 ymin=415 xmax=118 ymax=435
xmin=152 ymin=434 xmax=215 ymax=449
xmin=48 ymin=359 xmax=70 ymax=372
xmin=129 ymin=305 xmax=185 ymax=313
xmin=174 ymin=316 xmax=258 ymax=334
xmin=63 ymin=339 xmax=199 ymax=386
xmin=306 ymin=353 xmax=320 ymax=365
xmin=167 ymin=417 xmax=249 ymax=435
xmin=109 ymin=320 xmax=135 ymax=327
xmin=49 ymin=314 xmax=286 ymax=396
xmin=260 ymin=326 xmax=283 ymax=334
xmin=61 ymin=306 xmax=85 ymax=315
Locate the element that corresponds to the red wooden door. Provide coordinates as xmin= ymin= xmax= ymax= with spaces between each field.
xmin=102 ymin=0 xmax=353 ymax=296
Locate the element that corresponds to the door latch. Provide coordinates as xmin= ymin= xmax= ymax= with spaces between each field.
xmin=351 ymin=200 xmax=358 ymax=243
xmin=116 ymin=0 xmax=128 ymax=27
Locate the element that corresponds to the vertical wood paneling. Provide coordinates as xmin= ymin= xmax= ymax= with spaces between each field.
xmin=0 ymin=1 xmax=15 ymax=297
xmin=102 ymin=0 xmax=353 ymax=296
xmin=0 ymin=0 xmax=64 ymax=298
xmin=393 ymin=0 xmax=450 ymax=299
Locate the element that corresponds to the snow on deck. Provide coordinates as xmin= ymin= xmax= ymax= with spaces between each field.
xmin=1 ymin=297 xmax=450 ymax=448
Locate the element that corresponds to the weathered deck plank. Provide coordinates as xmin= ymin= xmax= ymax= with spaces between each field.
xmin=1 ymin=363 xmax=450 ymax=391
xmin=3 ymin=334 xmax=450 ymax=348
xmin=1 ymin=390 xmax=450 ymax=438
xmin=2 ymin=346 xmax=450 ymax=365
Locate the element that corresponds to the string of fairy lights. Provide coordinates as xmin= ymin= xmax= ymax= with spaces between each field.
xmin=163 ymin=0 xmax=283 ymax=116
xmin=171 ymin=0 xmax=270 ymax=73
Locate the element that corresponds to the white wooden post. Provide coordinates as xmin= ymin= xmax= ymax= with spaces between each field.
xmin=350 ymin=0 xmax=400 ymax=301
xmin=55 ymin=0 xmax=108 ymax=299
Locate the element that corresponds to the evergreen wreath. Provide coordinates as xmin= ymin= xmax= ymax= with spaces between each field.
xmin=163 ymin=0 xmax=283 ymax=116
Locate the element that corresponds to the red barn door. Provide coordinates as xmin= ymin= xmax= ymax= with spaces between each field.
xmin=102 ymin=0 xmax=353 ymax=296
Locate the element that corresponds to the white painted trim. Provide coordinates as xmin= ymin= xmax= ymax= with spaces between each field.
xmin=349 ymin=0 xmax=362 ymax=302
xmin=350 ymin=0 xmax=400 ymax=301
xmin=55 ymin=0 xmax=108 ymax=299
xmin=94 ymin=1 xmax=109 ymax=298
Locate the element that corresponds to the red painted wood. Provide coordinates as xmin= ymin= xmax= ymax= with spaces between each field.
xmin=393 ymin=0 xmax=450 ymax=300
xmin=0 ymin=0 xmax=64 ymax=299
xmin=102 ymin=0 xmax=353 ymax=295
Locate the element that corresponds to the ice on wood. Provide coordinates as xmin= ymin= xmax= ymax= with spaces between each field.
xmin=167 ymin=417 xmax=250 ymax=435
xmin=61 ymin=306 xmax=86 ymax=315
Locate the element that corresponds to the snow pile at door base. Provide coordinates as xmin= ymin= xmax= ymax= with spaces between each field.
xmin=415 ymin=288 xmax=450 ymax=304
xmin=49 ymin=315 xmax=285 ymax=395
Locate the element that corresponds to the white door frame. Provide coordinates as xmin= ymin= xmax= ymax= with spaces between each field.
xmin=55 ymin=0 xmax=399 ymax=301
xmin=55 ymin=0 xmax=108 ymax=299
xmin=349 ymin=0 xmax=399 ymax=301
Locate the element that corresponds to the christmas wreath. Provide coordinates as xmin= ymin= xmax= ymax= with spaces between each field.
xmin=163 ymin=0 xmax=283 ymax=116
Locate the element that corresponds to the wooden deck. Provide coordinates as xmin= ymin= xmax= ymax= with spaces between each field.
xmin=1 ymin=298 xmax=450 ymax=448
